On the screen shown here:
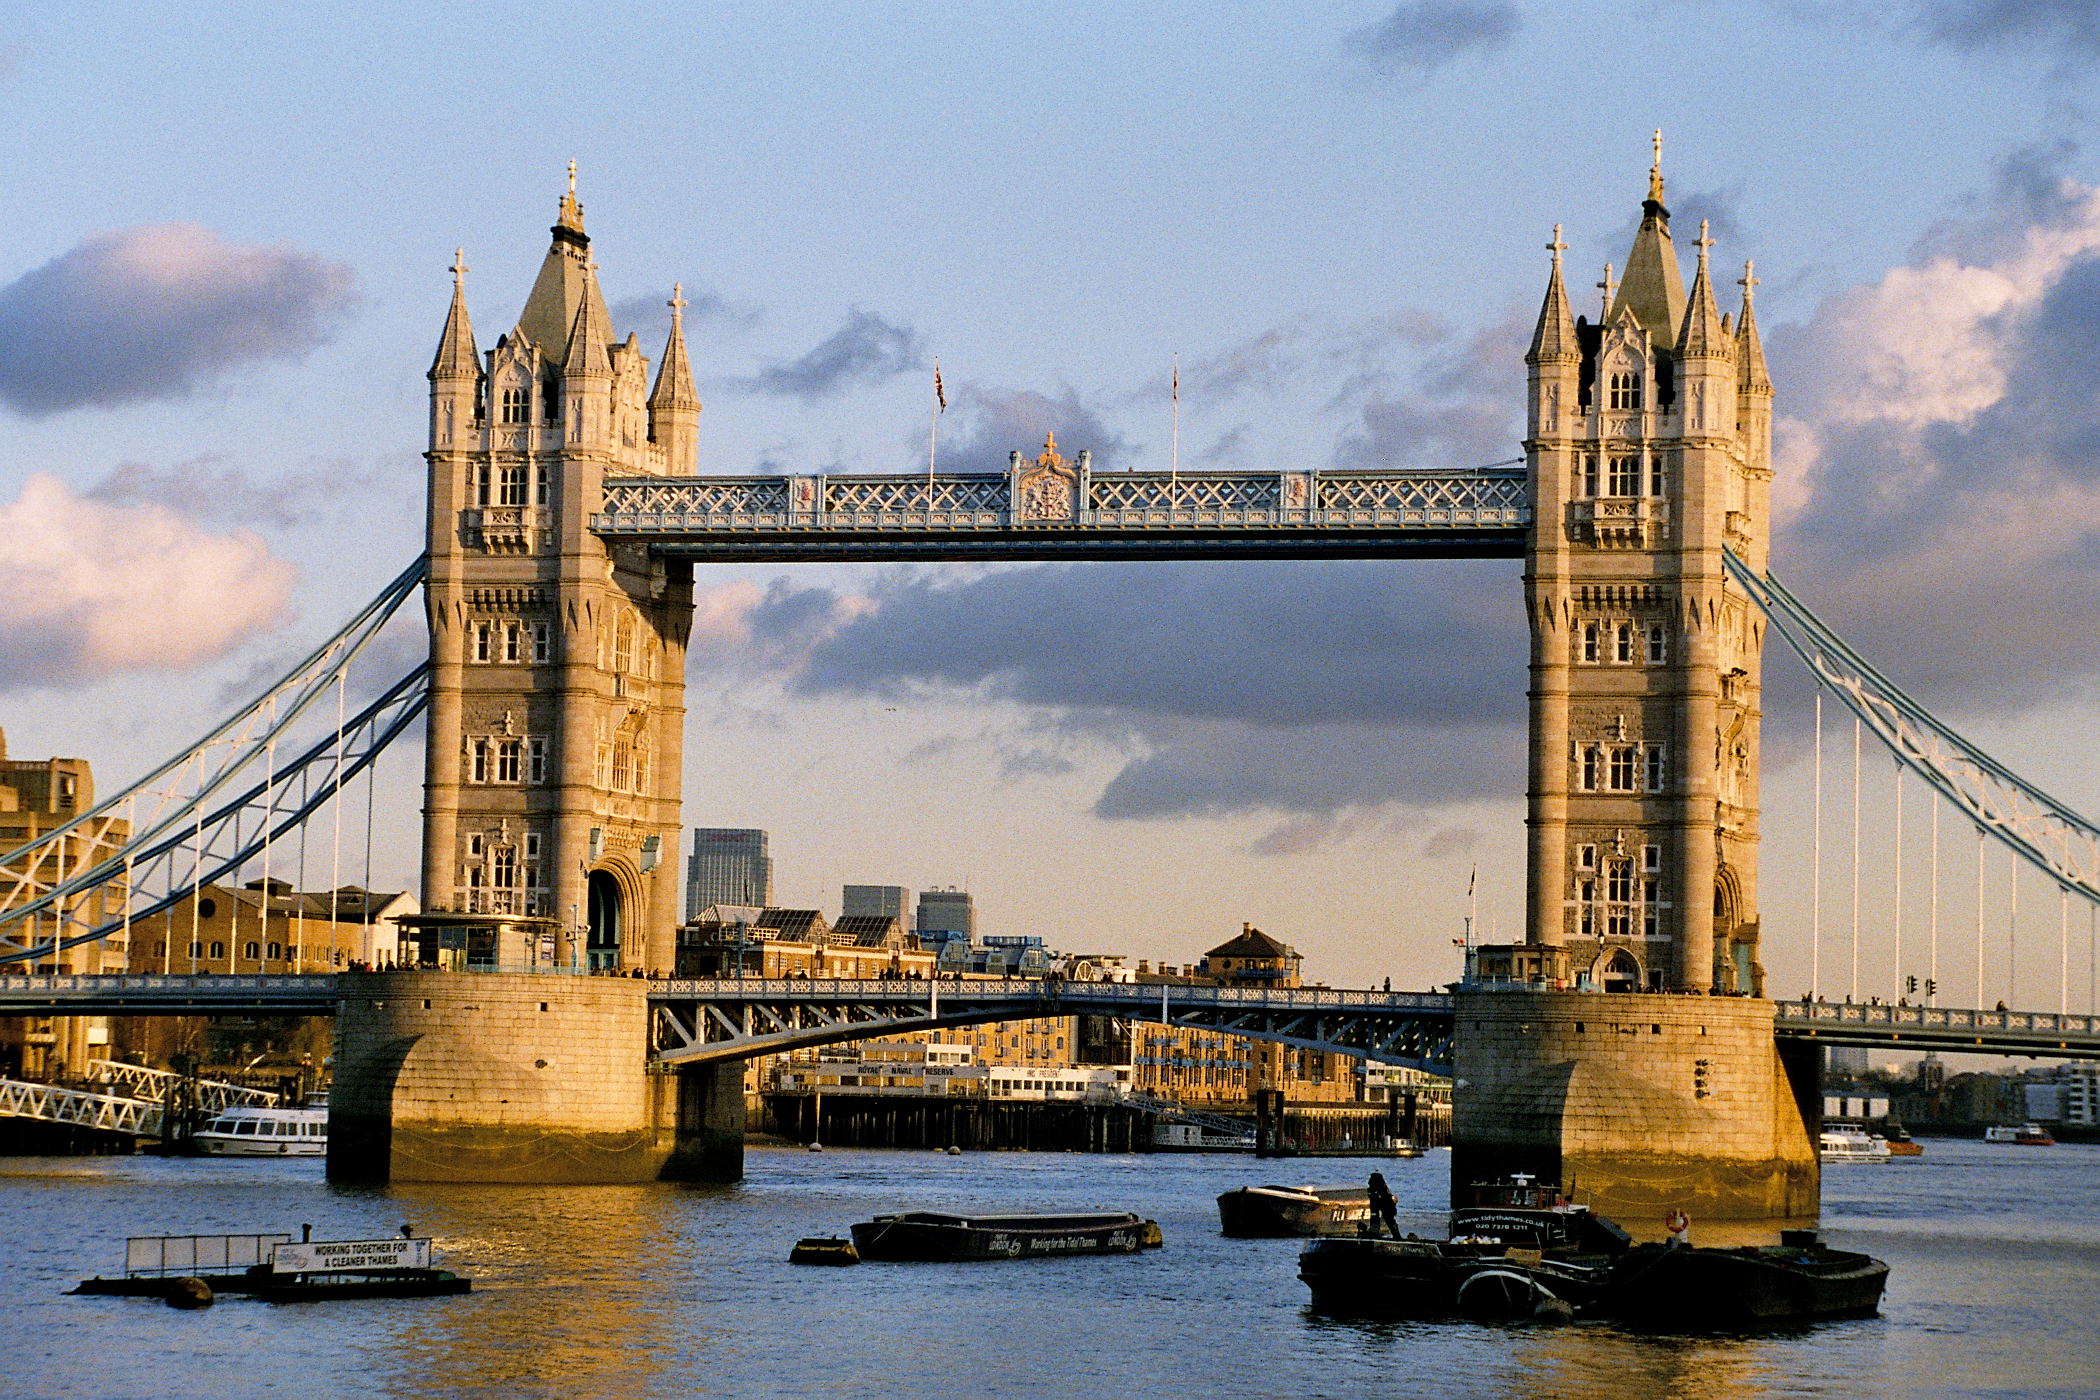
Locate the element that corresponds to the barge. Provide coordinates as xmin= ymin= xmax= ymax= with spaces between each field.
xmin=850 ymin=1211 xmax=1162 ymax=1262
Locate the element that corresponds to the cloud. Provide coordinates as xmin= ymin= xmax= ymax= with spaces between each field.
xmin=0 ymin=225 xmax=357 ymax=416
xmin=1914 ymin=0 xmax=2100 ymax=54
xmin=926 ymin=385 xmax=1129 ymax=473
xmin=0 ymin=474 xmax=294 ymax=690
xmin=738 ymin=309 xmax=922 ymax=398
xmin=608 ymin=287 xmax=762 ymax=347
xmin=86 ymin=456 xmax=384 ymax=528
xmin=1344 ymin=0 xmax=1520 ymax=76
xmin=1768 ymin=158 xmax=2100 ymax=709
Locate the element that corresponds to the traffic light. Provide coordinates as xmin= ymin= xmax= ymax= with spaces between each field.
xmin=1925 ymin=978 xmax=1937 ymax=997
xmin=1906 ymin=975 xmax=1917 ymax=994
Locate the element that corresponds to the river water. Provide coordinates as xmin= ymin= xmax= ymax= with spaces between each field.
xmin=3 ymin=1140 xmax=2094 ymax=1400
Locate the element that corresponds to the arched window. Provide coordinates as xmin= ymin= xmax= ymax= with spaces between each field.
xmin=244 ymin=941 xmax=261 ymax=960
xmin=501 ymin=386 xmax=529 ymax=424
xmin=210 ymin=940 xmax=226 ymax=959
xmin=1608 ymin=371 xmax=1643 ymax=411
xmin=614 ymin=614 xmax=634 ymax=673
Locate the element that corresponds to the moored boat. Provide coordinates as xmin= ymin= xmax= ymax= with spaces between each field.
xmin=195 ymin=1104 xmax=327 ymax=1157
xmin=850 ymin=1211 xmax=1162 ymax=1262
xmin=1592 ymin=1230 xmax=1888 ymax=1328
xmin=1882 ymin=1122 xmax=1923 ymax=1156
xmin=1217 ymin=1184 xmax=1372 ymax=1238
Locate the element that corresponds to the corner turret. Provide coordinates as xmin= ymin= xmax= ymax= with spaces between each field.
xmin=648 ymin=284 xmax=703 ymax=472
xmin=1675 ymin=221 xmax=1735 ymax=437
xmin=429 ymin=250 xmax=482 ymax=451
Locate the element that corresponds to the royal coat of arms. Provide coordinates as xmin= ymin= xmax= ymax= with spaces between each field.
xmin=1015 ymin=432 xmax=1079 ymax=523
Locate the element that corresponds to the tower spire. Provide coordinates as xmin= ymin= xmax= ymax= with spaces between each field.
xmin=1610 ymin=136 xmax=1687 ymax=347
xmin=428 ymin=247 xmax=478 ymax=381
xmin=650 ymin=282 xmax=702 ymax=411
xmin=1526 ymin=224 xmax=1578 ymax=365
xmin=1736 ymin=259 xmax=1771 ymax=392
xmin=1678 ymin=219 xmax=1729 ymax=360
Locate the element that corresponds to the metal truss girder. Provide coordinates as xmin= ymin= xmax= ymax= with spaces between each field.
xmin=0 ymin=973 xmax=339 ymax=1018
xmin=1773 ymin=999 xmax=2100 ymax=1060
xmin=1726 ymin=551 xmax=2100 ymax=911
xmin=0 ymin=1078 xmax=163 ymax=1136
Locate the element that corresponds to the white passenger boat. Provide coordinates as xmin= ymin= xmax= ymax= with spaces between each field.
xmin=1983 ymin=1123 xmax=2056 ymax=1146
xmin=1819 ymin=1126 xmax=1892 ymax=1163
xmin=195 ymin=1104 xmax=327 ymax=1157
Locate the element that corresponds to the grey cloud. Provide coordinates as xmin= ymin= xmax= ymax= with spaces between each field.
xmin=608 ymin=287 xmax=763 ymax=348
xmin=88 ymin=456 xmax=386 ymax=528
xmin=739 ymin=309 xmax=922 ymax=399
xmin=1916 ymin=0 xmax=2100 ymax=53
xmin=1334 ymin=396 xmax=1516 ymax=470
xmin=1344 ymin=0 xmax=1520 ymax=75
xmin=1132 ymin=312 xmax=1446 ymax=405
xmin=925 ymin=385 xmax=1129 ymax=474
xmin=0 ymin=225 xmax=357 ymax=416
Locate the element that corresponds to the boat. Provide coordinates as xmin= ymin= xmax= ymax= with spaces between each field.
xmin=1983 ymin=1123 xmax=2056 ymax=1145
xmin=71 ymin=1231 xmax=470 ymax=1302
xmin=850 ymin=1211 xmax=1163 ymax=1262
xmin=1819 ymin=1126 xmax=1893 ymax=1163
xmin=1882 ymin=1122 xmax=1924 ymax=1156
xmin=1295 ymin=1175 xmax=1630 ymax=1319
xmin=1217 ymin=1184 xmax=1372 ymax=1237
xmin=194 ymin=1104 xmax=327 ymax=1157
xmin=1592 ymin=1230 xmax=1888 ymax=1328
xmin=789 ymin=1236 xmax=860 ymax=1266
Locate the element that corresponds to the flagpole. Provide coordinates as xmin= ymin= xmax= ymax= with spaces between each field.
xmin=929 ymin=358 xmax=944 ymax=527
xmin=1170 ymin=353 xmax=1179 ymax=514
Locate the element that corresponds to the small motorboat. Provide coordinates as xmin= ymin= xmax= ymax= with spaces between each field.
xmin=1217 ymin=1185 xmax=1372 ymax=1238
xmin=1983 ymin=1123 xmax=2056 ymax=1145
xmin=850 ymin=1211 xmax=1162 ymax=1262
xmin=1820 ymin=1126 xmax=1893 ymax=1163
xmin=1592 ymin=1230 xmax=1888 ymax=1328
xmin=789 ymin=1236 xmax=860 ymax=1266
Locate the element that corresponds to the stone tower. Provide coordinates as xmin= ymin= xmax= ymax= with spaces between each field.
xmin=1520 ymin=141 xmax=1774 ymax=993
xmin=420 ymin=173 xmax=696 ymax=974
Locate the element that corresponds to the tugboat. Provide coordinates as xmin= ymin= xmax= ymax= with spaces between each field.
xmin=1217 ymin=1184 xmax=1372 ymax=1238
xmin=1592 ymin=1229 xmax=1888 ymax=1328
xmin=1297 ymin=1175 xmax=1629 ymax=1319
xmin=1881 ymin=1121 xmax=1924 ymax=1157
xmin=850 ymin=1211 xmax=1163 ymax=1262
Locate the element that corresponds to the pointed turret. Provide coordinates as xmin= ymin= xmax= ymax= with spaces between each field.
xmin=1735 ymin=260 xmax=1771 ymax=393
xmin=1526 ymin=225 xmax=1579 ymax=365
xmin=517 ymin=162 xmax=614 ymax=360
xmin=649 ymin=285 xmax=704 ymax=472
xmin=562 ymin=266 xmax=615 ymax=380
xmin=1608 ymin=132 xmax=1687 ymax=349
xmin=429 ymin=248 xmax=480 ymax=381
xmin=1676 ymin=220 xmax=1731 ymax=362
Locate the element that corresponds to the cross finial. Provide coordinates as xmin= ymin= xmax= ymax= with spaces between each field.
xmin=451 ymin=248 xmax=469 ymax=287
xmin=1695 ymin=218 xmax=1714 ymax=267
xmin=568 ymin=159 xmax=577 ymax=196
xmin=1597 ymin=261 xmax=1618 ymax=319
xmin=1648 ymin=129 xmax=1665 ymax=203
xmin=1738 ymin=258 xmax=1759 ymax=304
xmin=669 ymin=282 xmax=687 ymax=322
xmin=1547 ymin=222 xmax=1567 ymax=267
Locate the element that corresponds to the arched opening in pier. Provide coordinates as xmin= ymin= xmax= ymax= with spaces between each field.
xmin=587 ymin=870 xmax=623 ymax=971
xmin=1601 ymin=949 xmax=1641 ymax=993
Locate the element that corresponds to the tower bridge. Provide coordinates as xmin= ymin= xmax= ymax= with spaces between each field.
xmin=8 ymin=149 xmax=2100 ymax=1209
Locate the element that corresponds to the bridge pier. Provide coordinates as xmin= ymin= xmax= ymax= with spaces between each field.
xmin=660 ymin=1062 xmax=744 ymax=1182
xmin=1451 ymin=990 xmax=1818 ymax=1220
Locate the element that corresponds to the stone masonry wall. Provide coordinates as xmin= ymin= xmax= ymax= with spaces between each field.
xmin=1452 ymin=989 xmax=1817 ymax=1220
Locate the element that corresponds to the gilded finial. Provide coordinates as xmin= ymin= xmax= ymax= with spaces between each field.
xmin=1044 ymin=430 xmax=1057 ymax=455
xmin=450 ymin=248 xmax=469 ymax=287
xmin=1547 ymin=223 xmax=1566 ymax=267
xmin=1648 ymin=129 xmax=1664 ymax=203
xmin=568 ymin=159 xmax=577 ymax=196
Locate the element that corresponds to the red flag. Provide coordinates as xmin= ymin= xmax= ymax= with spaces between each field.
xmin=934 ymin=361 xmax=946 ymax=412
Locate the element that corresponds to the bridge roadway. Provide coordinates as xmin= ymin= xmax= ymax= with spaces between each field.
xmin=5 ymin=973 xmax=2097 ymax=1064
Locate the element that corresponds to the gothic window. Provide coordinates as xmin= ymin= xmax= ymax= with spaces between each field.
xmin=1582 ymin=623 xmax=1599 ymax=663
xmin=1642 ymin=844 xmax=1661 ymax=873
xmin=1581 ymin=746 xmax=1599 ymax=791
xmin=1579 ymin=881 xmax=1596 ymax=937
xmin=532 ymin=623 xmax=551 ymax=663
xmin=535 ymin=464 xmax=551 ymax=505
xmin=496 ymin=739 xmax=521 ymax=784
xmin=1576 ymin=843 xmax=1597 ymax=871
xmin=504 ymin=624 xmax=521 ymax=663
xmin=498 ymin=465 xmax=528 ymax=506
xmin=1609 ymin=371 xmax=1643 ymax=411
xmin=493 ymin=846 xmax=517 ymax=890
xmin=633 ymin=744 xmax=649 ymax=795
xmin=1608 ymin=455 xmax=1640 ymax=496
xmin=614 ymin=614 xmax=634 ymax=673
xmin=474 ymin=464 xmax=491 ymax=507
xmin=466 ymin=864 xmax=485 ymax=912
xmin=1644 ymin=745 xmax=1666 ymax=792
xmin=1649 ymin=458 xmax=1666 ymax=496
xmin=474 ymin=623 xmax=492 ymax=663
xmin=596 ymin=744 xmax=612 ymax=787
xmin=1646 ymin=624 xmax=1667 ymax=664
xmin=468 ymin=834 xmax=484 ymax=859
xmin=612 ymin=741 xmax=632 ymax=791
xmin=501 ymin=387 xmax=529 ymax=424
xmin=1642 ymin=882 xmax=1662 ymax=938
xmin=1582 ymin=455 xmax=1599 ymax=497
xmin=470 ymin=739 xmax=489 ymax=784
xmin=542 ymin=375 xmax=560 ymax=424
xmin=1615 ymin=624 xmax=1633 ymax=664
xmin=527 ymin=737 xmax=547 ymax=784
xmin=1609 ymin=747 xmax=1637 ymax=791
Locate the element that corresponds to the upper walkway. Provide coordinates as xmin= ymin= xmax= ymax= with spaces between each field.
xmin=590 ymin=467 xmax=1530 ymax=562
xmin=1771 ymin=998 xmax=2100 ymax=1058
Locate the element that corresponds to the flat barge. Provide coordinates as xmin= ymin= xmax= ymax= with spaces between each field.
xmin=851 ymin=1211 xmax=1162 ymax=1262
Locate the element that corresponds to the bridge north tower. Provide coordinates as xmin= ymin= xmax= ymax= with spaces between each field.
xmin=1520 ymin=143 xmax=1774 ymax=993
xmin=420 ymin=174 xmax=696 ymax=974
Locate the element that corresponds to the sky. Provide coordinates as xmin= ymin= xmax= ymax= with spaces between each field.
xmin=7 ymin=1 xmax=2100 ymax=1007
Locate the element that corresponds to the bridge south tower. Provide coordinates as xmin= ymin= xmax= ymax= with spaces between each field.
xmin=1521 ymin=144 xmax=1774 ymax=994
xmin=420 ymin=176 xmax=696 ymax=975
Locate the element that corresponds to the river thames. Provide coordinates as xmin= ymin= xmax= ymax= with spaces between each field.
xmin=3 ymin=1139 xmax=2094 ymax=1399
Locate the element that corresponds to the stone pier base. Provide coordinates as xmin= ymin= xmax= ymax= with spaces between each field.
xmin=1451 ymin=989 xmax=1818 ymax=1220
xmin=329 ymin=971 xmax=683 ymax=1184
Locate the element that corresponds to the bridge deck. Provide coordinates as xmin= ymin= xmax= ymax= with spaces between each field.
xmin=1772 ymin=999 xmax=2100 ymax=1058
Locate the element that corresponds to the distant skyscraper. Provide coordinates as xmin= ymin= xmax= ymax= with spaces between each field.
xmin=916 ymin=887 xmax=976 ymax=942
xmin=686 ymin=829 xmax=773 ymax=920
xmin=843 ymin=885 xmax=913 ymax=922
